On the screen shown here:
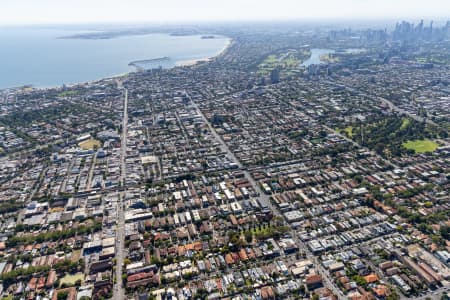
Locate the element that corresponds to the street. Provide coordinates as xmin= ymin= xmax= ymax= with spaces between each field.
xmin=188 ymin=93 xmax=345 ymax=299
xmin=113 ymin=83 xmax=128 ymax=300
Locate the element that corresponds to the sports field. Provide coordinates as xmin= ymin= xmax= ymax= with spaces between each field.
xmin=403 ymin=140 xmax=438 ymax=153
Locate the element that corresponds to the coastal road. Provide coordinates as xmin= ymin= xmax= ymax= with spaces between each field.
xmin=114 ymin=84 xmax=128 ymax=300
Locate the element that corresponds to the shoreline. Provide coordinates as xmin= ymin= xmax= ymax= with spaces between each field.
xmin=175 ymin=38 xmax=232 ymax=67
xmin=0 ymin=35 xmax=232 ymax=92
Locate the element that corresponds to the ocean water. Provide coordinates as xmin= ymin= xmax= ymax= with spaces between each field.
xmin=0 ymin=28 xmax=229 ymax=89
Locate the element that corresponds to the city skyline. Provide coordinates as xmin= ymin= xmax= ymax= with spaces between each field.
xmin=0 ymin=3 xmax=449 ymax=299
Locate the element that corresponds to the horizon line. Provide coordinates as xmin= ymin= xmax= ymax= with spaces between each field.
xmin=1 ymin=17 xmax=449 ymax=28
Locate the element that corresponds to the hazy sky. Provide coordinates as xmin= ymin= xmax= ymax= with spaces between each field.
xmin=1 ymin=0 xmax=449 ymax=25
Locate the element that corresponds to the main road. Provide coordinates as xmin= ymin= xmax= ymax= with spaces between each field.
xmin=114 ymin=84 xmax=128 ymax=300
xmin=188 ymin=92 xmax=345 ymax=299
xmin=187 ymin=93 xmax=271 ymax=207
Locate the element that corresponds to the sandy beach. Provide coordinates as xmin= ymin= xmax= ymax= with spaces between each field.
xmin=176 ymin=38 xmax=232 ymax=67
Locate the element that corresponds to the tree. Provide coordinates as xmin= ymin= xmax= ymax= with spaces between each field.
xmin=440 ymin=225 xmax=450 ymax=240
xmin=424 ymin=201 xmax=433 ymax=208
xmin=386 ymin=290 xmax=400 ymax=300
xmin=123 ymin=258 xmax=131 ymax=266
xmin=244 ymin=231 xmax=253 ymax=244
xmin=299 ymin=284 xmax=306 ymax=294
xmin=57 ymin=290 xmax=69 ymax=300
xmin=195 ymin=288 xmax=208 ymax=300
xmin=54 ymin=279 xmax=60 ymax=288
